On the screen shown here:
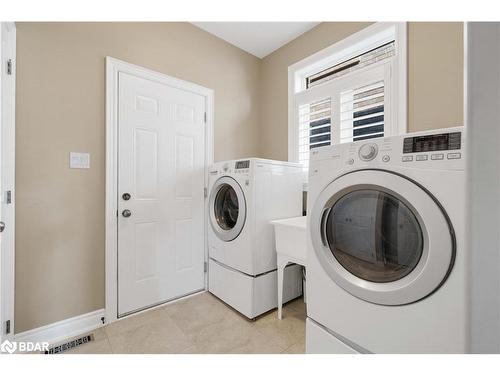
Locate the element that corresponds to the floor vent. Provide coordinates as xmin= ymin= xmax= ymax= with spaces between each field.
xmin=44 ymin=333 xmax=94 ymax=354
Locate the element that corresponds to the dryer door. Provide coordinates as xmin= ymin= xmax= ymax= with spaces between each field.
xmin=310 ymin=170 xmax=455 ymax=305
xmin=209 ymin=176 xmax=247 ymax=242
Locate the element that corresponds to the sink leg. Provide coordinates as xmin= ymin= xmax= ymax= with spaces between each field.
xmin=277 ymin=257 xmax=287 ymax=320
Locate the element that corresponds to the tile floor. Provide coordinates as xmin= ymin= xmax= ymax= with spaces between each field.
xmin=62 ymin=292 xmax=306 ymax=354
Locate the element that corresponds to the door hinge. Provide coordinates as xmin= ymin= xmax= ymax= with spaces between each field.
xmin=6 ymin=190 xmax=12 ymax=204
xmin=204 ymin=112 xmax=207 ymax=124
xmin=204 ymin=262 xmax=208 ymax=273
xmin=7 ymin=59 xmax=12 ymax=75
xmin=5 ymin=320 xmax=11 ymax=335
xmin=204 ymin=187 xmax=208 ymax=198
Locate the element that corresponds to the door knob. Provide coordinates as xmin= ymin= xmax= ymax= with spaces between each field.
xmin=0 ymin=221 xmax=5 ymax=232
xmin=122 ymin=193 xmax=131 ymax=201
xmin=122 ymin=209 xmax=132 ymax=218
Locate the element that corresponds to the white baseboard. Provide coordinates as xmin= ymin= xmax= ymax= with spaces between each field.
xmin=14 ymin=309 xmax=105 ymax=346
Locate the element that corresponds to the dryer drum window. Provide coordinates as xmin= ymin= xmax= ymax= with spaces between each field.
xmin=214 ymin=184 xmax=239 ymax=230
xmin=325 ymin=189 xmax=424 ymax=283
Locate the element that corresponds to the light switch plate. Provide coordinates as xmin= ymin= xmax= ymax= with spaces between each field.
xmin=69 ymin=152 xmax=90 ymax=169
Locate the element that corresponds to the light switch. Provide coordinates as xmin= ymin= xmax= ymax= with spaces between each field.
xmin=69 ymin=152 xmax=90 ymax=169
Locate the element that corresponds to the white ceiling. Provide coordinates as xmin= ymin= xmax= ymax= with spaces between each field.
xmin=191 ymin=22 xmax=320 ymax=58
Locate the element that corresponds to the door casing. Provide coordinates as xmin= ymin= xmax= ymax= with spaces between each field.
xmin=0 ymin=22 xmax=16 ymax=341
xmin=105 ymin=57 xmax=214 ymax=325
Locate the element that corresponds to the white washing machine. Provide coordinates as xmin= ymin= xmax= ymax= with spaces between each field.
xmin=208 ymin=158 xmax=304 ymax=319
xmin=306 ymin=127 xmax=468 ymax=353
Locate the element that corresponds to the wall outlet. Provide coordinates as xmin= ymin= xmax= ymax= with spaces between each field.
xmin=69 ymin=152 xmax=90 ymax=169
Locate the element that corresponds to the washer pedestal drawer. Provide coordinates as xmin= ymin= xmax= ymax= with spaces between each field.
xmin=208 ymin=258 xmax=302 ymax=319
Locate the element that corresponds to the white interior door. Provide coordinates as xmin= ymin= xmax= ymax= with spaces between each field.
xmin=118 ymin=72 xmax=206 ymax=316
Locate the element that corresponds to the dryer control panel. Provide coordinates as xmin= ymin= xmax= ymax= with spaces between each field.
xmin=400 ymin=131 xmax=463 ymax=163
xmin=403 ymin=132 xmax=461 ymax=154
xmin=309 ymin=127 xmax=465 ymax=173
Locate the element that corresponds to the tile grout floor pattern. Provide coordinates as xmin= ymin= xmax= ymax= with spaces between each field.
xmin=63 ymin=292 xmax=306 ymax=354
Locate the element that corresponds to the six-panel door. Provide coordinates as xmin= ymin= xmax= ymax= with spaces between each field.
xmin=118 ymin=72 xmax=206 ymax=316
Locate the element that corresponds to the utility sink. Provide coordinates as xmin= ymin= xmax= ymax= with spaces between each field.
xmin=271 ymin=216 xmax=307 ymax=263
xmin=271 ymin=216 xmax=307 ymax=319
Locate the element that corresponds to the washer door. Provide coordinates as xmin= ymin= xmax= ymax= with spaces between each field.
xmin=310 ymin=170 xmax=455 ymax=305
xmin=209 ymin=176 xmax=246 ymax=242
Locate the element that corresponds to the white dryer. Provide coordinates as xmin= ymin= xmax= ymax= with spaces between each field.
xmin=306 ymin=128 xmax=468 ymax=353
xmin=208 ymin=158 xmax=304 ymax=319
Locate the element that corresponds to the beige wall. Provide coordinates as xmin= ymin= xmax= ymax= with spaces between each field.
xmin=15 ymin=22 xmax=261 ymax=333
xmin=408 ymin=22 xmax=464 ymax=132
xmin=259 ymin=22 xmax=464 ymax=160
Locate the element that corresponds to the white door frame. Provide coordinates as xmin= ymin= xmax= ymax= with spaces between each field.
xmin=0 ymin=22 xmax=16 ymax=342
xmin=105 ymin=57 xmax=214 ymax=325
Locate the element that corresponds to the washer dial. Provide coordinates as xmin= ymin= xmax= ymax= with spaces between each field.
xmin=358 ymin=143 xmax=379 ymax=161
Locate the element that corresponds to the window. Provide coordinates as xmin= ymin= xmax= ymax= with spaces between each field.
xmin=289 ymin=23 xmax=407 ymax=169
xmin=295 ymin=63 xmax=391 ymax=168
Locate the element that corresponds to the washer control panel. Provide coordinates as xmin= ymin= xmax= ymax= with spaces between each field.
xmin=234 ymin=160 xmax=250 ymax=174
xmin=211 ymin=160 xmax=251 ymax=176
xmin=235 ymin=160 xmax=250 ymax=169
xmin=358 ymin=143 xmax=379 ymax=161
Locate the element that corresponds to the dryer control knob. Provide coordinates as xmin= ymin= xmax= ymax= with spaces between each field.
xmin=359 ymin=143 xmax=378 ymax=161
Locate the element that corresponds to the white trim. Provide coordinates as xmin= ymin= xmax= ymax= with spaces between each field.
xmin=288 ymin=22 xmax=407 ymax=163
xmin=0 ymin=21 xmax=16 ymax=342
xmin=465 ymin=22 xmax=500 ymax=353
xmin=14 ymin=309 xmax=105 ymax=346
xmin=395 ymin=23 xmax=408 ymax=138
xmin=105 ymin=57 xmax=214 ymax=325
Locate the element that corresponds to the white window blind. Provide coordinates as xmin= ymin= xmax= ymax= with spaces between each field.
xmin=298 ymin=97 xmax=332 ymax=168
xmin=340 ymin=81 xmax=385 ymax=143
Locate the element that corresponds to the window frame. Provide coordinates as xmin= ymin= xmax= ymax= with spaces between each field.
xmin=288 ymin=22 xmax=407 ymax=165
